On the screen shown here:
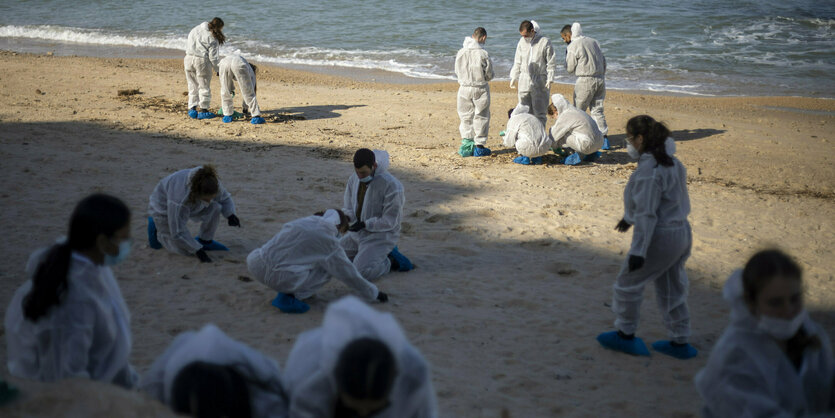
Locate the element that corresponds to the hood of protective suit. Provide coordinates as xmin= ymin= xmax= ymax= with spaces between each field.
xmin=511 ymin=103 xmax=529 ymax=117
xmin=462 ymin=36 xmax=481 ymax=49
xmin=531 ymin=20 xmax=541 ymax=38
xmin=571 ymin=22 xmax=584 ymax=39
xmin=722 ymin=269 xmax=814 ymax=332
xmin=372 ymin=149 xmax=391 ymax=175
xmin=551 ymin=93 xmax=570 ymax=114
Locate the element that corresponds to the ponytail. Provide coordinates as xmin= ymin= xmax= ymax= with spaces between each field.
xmin=188 ymin=165 xmax=220 ymax=204
xmin=208 ymin=18 xmax=226 ymax=45
xmin=626 ymin=115 xmax=674 ymax=167
xmin=23 ymin=243 xmax=72 ymax=321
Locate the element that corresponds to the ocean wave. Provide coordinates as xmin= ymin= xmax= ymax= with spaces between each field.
xmin=0 ymin=24 xmax=186 ymax=50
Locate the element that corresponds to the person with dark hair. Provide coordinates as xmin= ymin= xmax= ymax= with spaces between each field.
xmin=283 ymin=296 xmax=437 ymax=417
xmin=247 ymin=209 xmax=389 ymax=314
xmin=219 ymin=54 xmax=265 ymax=125
xmin=547 ymin=93 xmax=604 ymax=165
xmin=502 ymin=103 xmax=551 ymax=165
xmin=509 ymin=20 xmax=557 ymax=126
xmin=4 ymin=193 xmax=138 ymax=388
xmin=455 ymin=26 xmax=494 ymax=157
xmin=695 ymin=250 xmax=834 ymax=417
xmin=597 ymin=115 xmax=697 ymax=359
xmin=185 ymin=17 xmax=226 ymax=120
xmin=139 ymin=324 xmax=286 ymax=418
xmin=148 ymin=165 xmax=241 ymax=263
xmin=563 ymin=22 xmax=609 ymax=149
xmin=341 ymin=149 xmax=413 ymax=282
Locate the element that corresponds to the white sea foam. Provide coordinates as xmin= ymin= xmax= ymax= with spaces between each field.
xmin=0 ymin=25 xmax=186 ymax=50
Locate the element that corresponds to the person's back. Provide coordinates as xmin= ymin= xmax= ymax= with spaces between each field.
xmin=549 ymin=93 xmax=603 ymax=157
xmin=455 ymin=36 xmax=493 ymax=87
xmin=260 ymin=215 xmax=342 ymax=270
xmin=626 ymin=138 xmax=689 ymax=228
xmin=186 ymin=22 xmax=215 ymax=62
xmin=566 ymin=24 xmax=605 ymax=77
xmin=503 ymin=104 xmax=550 ymax=158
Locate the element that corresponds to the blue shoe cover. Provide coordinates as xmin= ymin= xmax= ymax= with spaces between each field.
xmin=188 ymin=109 xmax=198 ymax=119
xmin=194 ymin=237 xmax=229 ymax=251
xmin=388 ymin=246 xmax=414 ymax=272
xmin=222 ymin=115 xmax=233 ymax=123
xmin=530 ymin=156 xmax=543 ymax=165
xmin=651 ymin=340 xmax=698 ymax=359
xmin=197 ymin=111 xmax=216 ymax=120
xmin=513 ymin=155 xmax=531 ymax=165
xmin=271 ymin=292 xmax=310 ymax=314
xmin=596 ymin=331 xmax=650 ymax=356
xmin=147 ymin=217 xmax=162 ymax=249
xmin=473 ymin=146 xmax=491 ymax=157
xmin=583 ymin=151 xmax=602 ymax=162
xmin=563 ymin=153 xmax=582 ymax=166
xmin=250 ymin=116 xmax=265 ymax=124
xmin=601 ymin=136 xmax=611 ymax=150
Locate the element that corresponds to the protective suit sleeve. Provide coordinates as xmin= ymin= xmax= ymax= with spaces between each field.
xmin=509 ymin=41 xmax=522 ymax=84
xmin=167 ymin=200 xmax=202 ymax=254
xmin=342 ymin=180 xmax=356 ymax=223
xmin=48 ymin=305 xmax=97 ymax=380
xmin=484 ymin=54 xmax=495 ymax=82
xmin=549 ymin=117 xmax=573 ymax=147
xmin=503 ymin=120 xmax=520 ymax=148
xmin=208 ymin=39 xmax=220 ymax=73
xmin=544 ymin=39 xmax=557 ymax=85
xmin=566 ymin=45 xmax=578 ymax=75
xmin=215 ymin=182 xmax=236 ymax=218
xmin=702 ymin=349 xmax=794 ymax=418
xmin=628 ymin=174 xmax=662 ymax=258
xmin=322 ymin=248 xmax=379 ymax=301
xmin=363 ymin=184 xmax=403 ymax=234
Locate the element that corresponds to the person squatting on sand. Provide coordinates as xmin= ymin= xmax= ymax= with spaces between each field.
xmin=185 ymin=17 xmax=225 ymax=120
xmin=147 ymin=165 xmax=241 ymax=263
xmin=510 ymin=20 xmax=557 ymax=126
xmin=548 ymin=93 xmax=604 ymax=166
xmin=219 ymin=54 xmax=265 ymax=125
xmin=455 ymin=27 xmax=494 ymax=157
xmin=596 ymin=115 xmax=698 ymax=359
xmin=502 ymin=104 xmax=551 ymax=165
xmin=561 ymin=22 xmax=610 ymax=150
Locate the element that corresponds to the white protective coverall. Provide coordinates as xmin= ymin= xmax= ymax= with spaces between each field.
xmin=246 ymin=215 xmax=379 ymax=301
xmin=548 ymin=93 xmax=603 ymax=155
xmin=509 ymin=21 xmax=557 ymax=126
xmin=503 ymin=103 xmax=552 ymax=158
xmin=612 ymin=139 xmax=692 ymax=342
xmin=219 ymin=55 xmax=261 ymax=117
xmin=695 ymin=270 xmax=835 ymax=417
xmin=341 ymin=150 xmax=404 ymax=282
xmin=455 ymin=36 xmax=494 ymax=145
xmin=139 ymin=324 xmax=287 ymax=418
xmin=283 ymin=296 xmax=437 ymax=417
xmin=566 ymin=22 xmax=608 ymax=136
xmin=148 ymin=167 xmax=236 ymax=256
xmin=5 ymin=247 xmax=137 ymax=388
xmin=184 ymin=22 xmax=220 ymax=110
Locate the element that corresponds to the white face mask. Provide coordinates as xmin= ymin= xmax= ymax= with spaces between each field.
xmin=626 ymin=142 xmax=641 ymax=159
xmin=104 ymin=240 xmax=131 ymax=266
xmin=757 ymin=310 xmax=806 ymax=340
xmin=359 ymin=175 xmax=373 ymax=184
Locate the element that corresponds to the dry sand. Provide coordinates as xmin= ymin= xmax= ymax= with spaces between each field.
xmin=0 ymin=50 xmax=833 ymax=417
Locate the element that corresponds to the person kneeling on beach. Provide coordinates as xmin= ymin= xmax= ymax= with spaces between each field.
xmin=219 ymin=54 xmax=265 ymax=125
xmin=548 ymin=93 xmax=604 ymax=166
xmin=185 ymin=18 xmax=225 ymax=120
xmin=246 ymin=210 xmax=388 ymax=314
xmin=147 ymin=165 xmax=241 ymax=263
xmin=455 ymin=27 xmax=494 ymax=157
xmin=502 ymin=103 xmax=552 ymax=165
xmin=283 ymin=296 xmax=437 ymax=417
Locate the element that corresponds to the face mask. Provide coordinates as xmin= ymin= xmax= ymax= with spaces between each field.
xmin=757 ymin=310 xmax=806 ymax=340
xmin=104 ymin=240 xmax=131 ymax=266
xmin=626 ymin=142 xmax=641 ymax=159
xmin=358 ymin=173 xmax=374 ymax=183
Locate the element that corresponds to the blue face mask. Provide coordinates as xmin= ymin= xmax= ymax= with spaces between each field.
xmin=104 ymin=240 xmax=131 ymax=266
xmin=359 ymin=175 xmax=374 ymax=184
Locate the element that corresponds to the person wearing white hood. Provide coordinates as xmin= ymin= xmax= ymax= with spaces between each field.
xmin=218 ymin=54 xmax=265 ymax=125
xmin=341 ymin=148 xmax=413 ymax=283
xmin=455 ymin=27 xmax=494 ymax=157
xmin=185 ymin=18 xmax=225 ymax=120
xmin=695 ymin=250 xmax=834 ymax=417
xmin=547 ymin=93 xmax=604 ymax=165
xmin=246 ymin=209 xmax=389 ymax=314
xmin=561 ymin=22 xmax=609 ymax=150
xmin=502 ymin=103 xmax=552 ymax=165
xmin=283 ymin=296 xmax=438 ymax=417
xmin=139 ymin=324 xmax=287 ymax=418
xmin=510 ymin=20 xmax=557 ymax=126
xmin=597 ymin=115 xmax=698 ymax=359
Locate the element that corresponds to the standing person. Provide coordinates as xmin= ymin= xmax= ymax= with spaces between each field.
xmin=246 ymin=210 xmax=389 ymax=314
xmin=548 ymin=93 xmax=604 ymax=165
xmin=596 ymin=115 xmax=697 ymax=359
xmin=4 ymin=194 xmax=138 ymax=388
xmin=185 ymin=18 xmax=225 ymax=120
xmin=509 ymin=20 xmax=557 ymax=126
xmin=455 ymin=27 xmax=494 ymax=157
xmin=147 ymin=165 xmax=241 ymax=263
xmin=562 ymin=22 xmax=609 ymax=150
xmin=502 ymin=104 xmax=551 ymax=165
xmin=341 ymin=149 xmax=413 ymax=281
xmin=695 ymin=250 xmax=834 ymax=417
xmin=219 ymin=54 xmax=265 ymax=125
xmin=283 ymin=296 xmax=437 ymax=417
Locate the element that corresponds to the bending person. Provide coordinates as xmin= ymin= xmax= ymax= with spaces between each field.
xmin=219 ymin=54 xmax=265 ymax=125
xmin=597 ymin=115 xmax=697 ymax=359
xmin=548 ymin=93 xmax=604 ymax=166
xmin=148 ymin=165 xmax=241 ymax=263
xmin=695 ymin=250 xmax=834 ymax=417
xmin=509 ymin=20 xmax=557 ymax=126
xmin=455 ymin=27 xmax=494 ymax=157
xmin=502 ymin=104 xmax=552 ymax=165
xmin=185 ymin=17 xmax=225 ymax=120
xmin=283 ymin=296 xmax=437 ymax=417
xmin=247 ymin=209 xmax=389 ymax=314
xmin=139 ymin=324 xmax=287 ymax=418
xmin=4 ymin=194 xmax=137 ymax=388
xmin=562 ymin=22 xmax=609 ymax=149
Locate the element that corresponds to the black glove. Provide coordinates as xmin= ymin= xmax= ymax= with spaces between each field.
xmin=628 ymin=255 xmax=645 ymax=272
xmin=376 ymin=291 xmax=389 ymax=303
xmin=227 ymin=214 xmax=241 ymax=227
xmin=615 ymin=218 xmax=632 ymax=233
xmin=348 ymin=221 xmax=366 ymax=232
xmin=196 ymin=249 xmax=212 ymax=263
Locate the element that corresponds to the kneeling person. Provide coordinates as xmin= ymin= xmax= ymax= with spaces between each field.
xmin=548 ymin=93 xmax=604 ymax=165
xmin=219 ymin=54 xmax=264 ymax=125
xmin=502 ymin=104 xmax=552 ymax=165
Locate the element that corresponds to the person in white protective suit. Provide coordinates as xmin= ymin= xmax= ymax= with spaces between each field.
xmin=455 ymin=27 xmax=494 ymax=157
xmin=185 ymin=18 xmax=225 ymax=120
xmin=547 ymin=93 xmax=604 ymax=166
xmin=246 ymin=209 xmax=390 ymax=314
xmin=562 ymin=22 xmax=609 ymax=149
xmin=341 ymin=149 xmax=413 ymax=281
xmin=596 ymin=115 xmax=698 ymax=359
xmin=509 ymin=20 xmax=557 ymax=126
xmin=502 ymin=103 xmax=552 ymax=165
xmin=695 ymin=249 xmax=835 ymax=417
xmin=4 ymin=194 xmax=138 ymax=388
xmin=147 ymin=165 xmax=241 ymax=263
xmin=283 ymin=296 xmax=438 ymax=417
xmin=218 ymin=54 xmax=265 ymax=125
xmin=139 ymin=324 xmax=288 ymax=418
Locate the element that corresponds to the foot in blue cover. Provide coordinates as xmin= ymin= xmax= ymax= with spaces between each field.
xmin=188 ymin=108 xmax=198 ymax=119
xmin=530 ymin=156 xmax=543 ymax=165
xmin=222 ymin=115 xmax=233 ymax=123
xmin=651 ymin=340 xmax=698 ymax=359
xmin=596 ymin=331 xmax=650 ymax=356
xmin=583 ymin=151 xmax=602 ymax=162
xmin=601 ymin=136 xmax=610 ymax=150
xmin=197 ymin=111 xmax=216 ymax=120
xmin=147 ymin=217 xmax=162 ymax=249
xmin=195 ymin=237 xmax=229 ymax=251
xmin=388 ymin=246 xmax=414 ymax=272
xmin=473 ymin=146 xmax=491 ymax=157
xmin=513 ymin=155 xmax=531 ymax=165
xmin=250 ymin=116 xmax=265 ymax=124
xmin=563 ymin=152 xmax=582 ymax=166
xmin=271 ymin=292 xmax=310 ymax=313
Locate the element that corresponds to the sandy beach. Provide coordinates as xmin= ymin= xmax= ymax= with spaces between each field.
xmin=0 ymin=50 xmax=833 ymax=417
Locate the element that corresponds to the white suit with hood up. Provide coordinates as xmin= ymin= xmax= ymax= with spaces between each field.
xmin=341 ymin=150 xmax=404 ymax=282
xmin=283 ymin=296 xmax=437 ymax=417
xmin=565 ymin=22 xmax=608 ymax=136
xmin=455 ymin=36 xmax=494 ymax=145
xmin=695 ymin=271 xmax=835 ymax=417
xmin=219 ymin=54 xmax=261 ymax=118
xmin=184 ymin=22 xmax=221 ymax=110
xmin=548 ymin=93 xmax=603 ymax=155
xmin=503 ymin=103 xmax=553 ymax=158
xmin=509 ymin=20 xmax=557 ymax=126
